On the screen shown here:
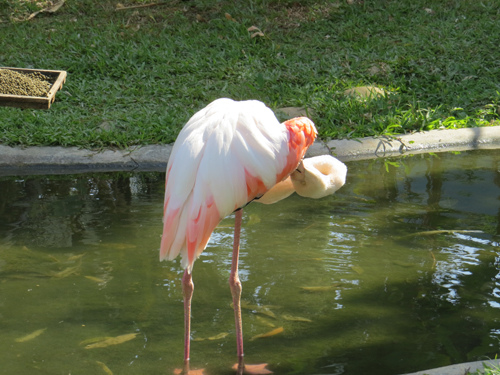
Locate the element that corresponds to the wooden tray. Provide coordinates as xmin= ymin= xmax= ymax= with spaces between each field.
xmin=0 ymin=67 xmax=67 ymax=109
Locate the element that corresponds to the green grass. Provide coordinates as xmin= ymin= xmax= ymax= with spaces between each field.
xmin=0 ymin=0 xmax=499 ymax=148
xmin=469 ymin=359 xmax=500 ymax=375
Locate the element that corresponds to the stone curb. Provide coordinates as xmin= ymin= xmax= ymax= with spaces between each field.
xmin=0 ymin=144 xmax=171 ymax=176
xmin=402 ymin=359 xmax=500 ymax=375
xmin=0 ymin=126 xmax=499 ymax=176
xmin=321 ymin=125 xmax=500 ymax=161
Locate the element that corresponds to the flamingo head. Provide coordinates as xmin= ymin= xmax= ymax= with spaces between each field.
xmin=290 ymin=155 xmax=347 ymax=199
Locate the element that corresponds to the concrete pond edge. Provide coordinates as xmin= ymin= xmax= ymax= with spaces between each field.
xmin=402 ymin=358 xmax=500 ymax=375
xmin=0 ymin=126 xmax=499 ymax=375
xmin=0 ymin=125 xmax=499 ymax=177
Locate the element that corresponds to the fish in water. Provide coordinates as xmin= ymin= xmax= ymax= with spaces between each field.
xmin=96 ymin=361 xmax=113 ymax=375
xmin=15 ymin=328 xmax=47 ymax=343
xmin=237 ymin=300 xmax=277 ymax=318
xmin=282 ymin=314 xmax=312 ymax=323
xmin=84 ymin=275 xmax=107 ymax=283
xmin=256 ymin=316 xmax=276 ymax=328
xmin=250 ymin=327 xmax=284 ymax=341
xmin=51 ymin=264 xmax=81 ymax=278
xmin=84 ymin=333 xmax=138 ymax=349
xmin=193 ymin=332 xmax=230 ymax=342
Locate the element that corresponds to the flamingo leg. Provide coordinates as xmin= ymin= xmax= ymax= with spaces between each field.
xmin=175 ymin=270 xmax=206 ymax=375
xmin=230 ymin=209 xmax=272 ymax=375
xmin=230 ymin=209 xmax=245 ymax=373
xmin=182 ymin=269 xmax=194 ymax=374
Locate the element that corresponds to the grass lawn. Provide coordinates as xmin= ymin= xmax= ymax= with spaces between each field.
xmin=0 ymin=0 xmax=499 ymax=148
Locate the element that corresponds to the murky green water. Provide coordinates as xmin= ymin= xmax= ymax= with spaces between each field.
xmin=0 ymin=150 xmax=499 ymax=375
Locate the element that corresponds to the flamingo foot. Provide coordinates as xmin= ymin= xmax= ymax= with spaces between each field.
xmin=173 ymin=368 xmax=207 ymax=375
xmin=232 ymin=363 xmax=273 ymax=374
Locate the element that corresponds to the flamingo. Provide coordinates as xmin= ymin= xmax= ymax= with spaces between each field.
xmin=161 ymin=98 xmax=347 ymax=375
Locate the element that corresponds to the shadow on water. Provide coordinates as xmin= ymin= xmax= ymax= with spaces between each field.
xmin=0 ymin=150 xmax=499 ymax=374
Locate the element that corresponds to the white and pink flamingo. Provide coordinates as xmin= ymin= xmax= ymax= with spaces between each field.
xmin=160 ymin=98 xmax=347 ymax=375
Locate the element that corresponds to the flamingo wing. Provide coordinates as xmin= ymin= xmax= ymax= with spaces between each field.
xmin=160 ymin=98 xmax=316 ymax=271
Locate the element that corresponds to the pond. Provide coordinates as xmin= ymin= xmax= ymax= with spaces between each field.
xmin=0 ymin=150 xmax=499 ymax=375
